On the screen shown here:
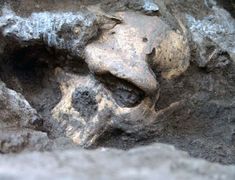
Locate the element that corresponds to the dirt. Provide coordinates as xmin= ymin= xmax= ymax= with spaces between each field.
xmin=0 ymin=0 xmax=235 ymax=166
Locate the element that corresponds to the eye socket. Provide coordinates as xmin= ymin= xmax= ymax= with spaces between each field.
xmin=97 ymin=73 xmax=145 ymax=108
xmin=71 ymin=88 xmax=98 ymax=120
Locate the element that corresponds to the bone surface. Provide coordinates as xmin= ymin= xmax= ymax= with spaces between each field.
xmin=0 ymin=0 xmax=235 ymax=179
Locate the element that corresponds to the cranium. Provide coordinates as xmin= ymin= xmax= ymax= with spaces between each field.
xmin=0 ymin=1 xmax=190 ymax=148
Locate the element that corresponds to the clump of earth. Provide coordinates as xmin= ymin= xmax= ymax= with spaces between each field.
xmin=0 ymin=0 xmax=235 ymax=179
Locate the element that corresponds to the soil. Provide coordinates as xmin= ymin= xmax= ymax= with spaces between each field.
xmin=0 ymin=0 xmax=234 ymax=166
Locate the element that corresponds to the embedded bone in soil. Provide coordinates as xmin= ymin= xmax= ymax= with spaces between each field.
xmin=0 ymin=0 xmax=235 ymax=179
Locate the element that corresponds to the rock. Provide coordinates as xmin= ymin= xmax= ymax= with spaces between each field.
xmin=194 ymin=37 xmax=231 ymax=71
xmin=0 ymin=81 xmax=50 ymax=153
xmin=0 ymin=129 xmax=49 ymax=154
xmin=100 ymin=0 xmax=159 ymax=14
xmin=142 ymin=0 xmax=160 ymax=14
xmin=186 ymin=6 xmax=235 ymax=62
xmin=216 ymin=0 xmax=235 ymax=18
xmin=0 ymin=143 xmax=234 ymax=180
xmin=0 ymin=6 xmax=99 ymax=58
xmin=0 ymin=81 xmax=40 ymax=129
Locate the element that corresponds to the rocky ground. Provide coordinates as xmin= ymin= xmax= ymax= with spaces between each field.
xmin=1 ymin=143 xmax=235 ymax=180
xmin=0 ymin=0 xmax=235 ymax=179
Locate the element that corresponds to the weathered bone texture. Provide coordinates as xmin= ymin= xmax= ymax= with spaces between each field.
xmin=85 ymin=11 xmax=190 ymax=89
xmin=0 ymin=0 xmax=190 ymax=148
xmin=0 ymin=0 xmax=235 ymax=170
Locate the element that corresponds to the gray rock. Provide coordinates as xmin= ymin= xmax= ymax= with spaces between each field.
xmin=100 ymin=0 xmax=159 ymax=14
xmin=194 ymin=37 xmax=231 ymax=71
xmin=186 ymin=6 xmax=235 ymax=62
xmin=0 ymin=81 xmax=40 ymax=129
xmin=0 ymin=6 xmax=98 ymax=57
xmin=0 ymin=129 xmax=49 ymax=153
xmin=142 ymin=0 xmax=160 ymax=13
xmin=0 ymin=143 xmax=234 ymax=180
xmin=0 ymin=81 xmax=50 ymax=153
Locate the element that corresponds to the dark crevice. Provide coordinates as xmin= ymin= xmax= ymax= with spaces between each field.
xmin=96 ymin=73 xmax=145 ymax=108
xmin=0 ymin=40 xmax=91 ymax=138
xmin=0 ymin=43 xmax=62 ymax=135
xmin=89 ymin=126 xmax=136 ymax=150
xmin=216 ymin=0 xmax=235 ymax=18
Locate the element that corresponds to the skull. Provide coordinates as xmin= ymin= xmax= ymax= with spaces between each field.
xmin=0 ymin=1 xmax=190 ymax=147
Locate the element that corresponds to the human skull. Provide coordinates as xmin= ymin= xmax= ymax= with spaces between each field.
xmin=0 ymin=1 xmax=190 ymax=147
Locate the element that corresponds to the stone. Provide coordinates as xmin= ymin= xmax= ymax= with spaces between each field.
xmin=194 ymin=37 xmax=231 ymax=71
xmin=0 ymin=129 xmax=49 ymax=154
xmin=0 ymin=81 xmax=50 ymax=153
xmin=0 ymin=81 xmax=40 ymax=129
xmin=0 ymin=143 xmax=234 ymax=180
xmin=100 ymin=0 xmax=159 ymax=14
xmin=186 ymin=6 xmax=235 ymax=62
xmin=142 ymin=0 xmax=160 ymax=14
xmin=0 ymin=6 xmax=99 ymax=58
